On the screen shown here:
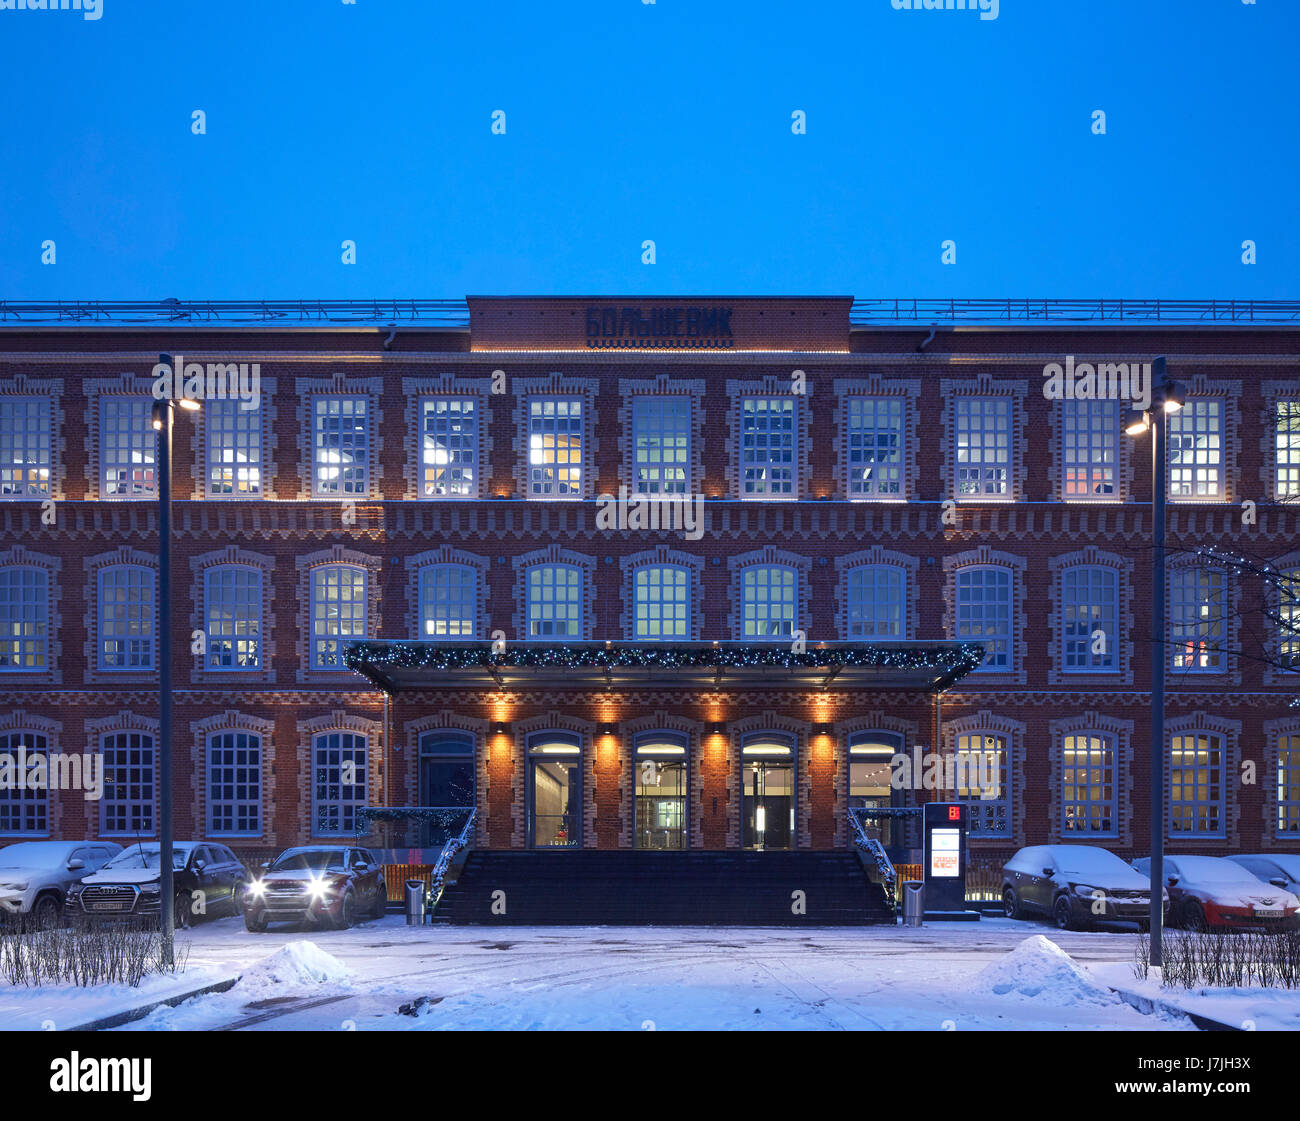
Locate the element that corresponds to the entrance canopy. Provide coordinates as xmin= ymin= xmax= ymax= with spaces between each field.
xmin=344 ymin=640 xmax=985 ymax=694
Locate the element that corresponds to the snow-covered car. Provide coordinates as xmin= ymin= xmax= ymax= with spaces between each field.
xmin=65 ymin=841 xmax=248 ymax=928
xmin=1226 ymin=853 xmax=1300 ymax=899
xmin=242 ymin=846 xmax=387 ymax=932
xmin=0 ymin=841 xmax=122 ymax=927
xmin=1002 ymin=844 xmax=1167 ymax=930
xmin=1133 ymin=855 xmax=1300 ymax=931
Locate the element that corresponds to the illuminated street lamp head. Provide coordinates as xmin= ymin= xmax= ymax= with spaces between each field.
xmin=178 ymin=397 xmax=201 ymax=411
xmin=1124 ymin=407 xmax=1150 ymax=436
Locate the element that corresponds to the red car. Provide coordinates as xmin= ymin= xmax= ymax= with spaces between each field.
xmin=242 ymin=846 xmax=387 ymax=932
xmin=1133 ymin=855 xmax=1300 ymax=931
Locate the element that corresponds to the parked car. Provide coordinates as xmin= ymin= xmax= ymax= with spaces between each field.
xmin=242 ymin=846 xmax=387 ymax=932
xmin=65 ymin=841 xmax=248 ymax=927
xmin=1002 ymin=844 xmax=1167 ymax=930
xmin=1133 ymin=855 xmax=1300 ymax=931
xmin=0 ymin=841 xmax=122 ymax=927
xmin=1226 ymin=854 xmax=1300 ymax=900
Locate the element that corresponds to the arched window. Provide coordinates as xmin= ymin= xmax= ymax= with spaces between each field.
xmin=526 ymin=564 xmax=584 ymax=639
xmin=98 ymin=564 xmax=155 ymax=670
xmin=0 ymin=567 xmax=49 ymax=671
xmin=418 ymin=564 xmax=479 ymax=638
xmin=848 ymin=730 xmax=904 ymax=848
xmin=1169 ymin=731 xmax=1225 ymax=838
xmin=740 ymin=565 xmax=797 ymax=639
xmin=634 ymin=731 xmax=688 ymax=849
xmin=1060 ymin=565 xmax=1119 ymax=673
xmin=844 ymin=566 xmax=906 ymax=640
xmin=633 ymin=564 xmax=690 ymax=641
xmin=527 ymin=732 xmax=581 ymax=848
xmin=740 ymin=732 xmax=795 ymax=850
xmin=204 ymin=565 xmax=262 ymax=670
xmin=1169 ymin=567 xmax=1226 ymax=672
xmin=0 ymin=729 xmax=48 ymax=835
xmin=207 ymin=730 xmax=262 ymax=836
xmin=419 ymin=731 xmax=475 ymax=806
xmin=954 ymin=566 xmax=1013 ymax=671
xmin=312 ymin=730 xmax=368 ymax=836
xmin=310 ymin=564 xmax=367 ymax=669
xmin=953 ymin=731 xmax=1009 ymax=837
xmin=1060 ymin=732 xmax=1116 ymax=836
xmin=100 ymin=729 xmax=156 ymax=836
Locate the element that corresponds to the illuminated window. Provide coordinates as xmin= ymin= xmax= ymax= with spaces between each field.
xmin=208 ymin=731 xmax=262 ymax=836
xmin=954 ymin=732 xmax=1009 ymax=837
xmin=955 ymin=397 xmax=1010 ymax=498
xmin=1060 ymin=566 xmax=1119 ymax=672
xmin=310 ymin=565 xmax=367 ymax=669
xmin=420 ymin=397 xmax=477 ymax=497
xmin=954 ymin=566 xmax=1013 ymax=671
xmin=740 ymin=396 xmax=796 ymax=498
xmin=632 ymin=396 xmax=690 ymax=495
xmin=204 ymin=566 xmax=262 ymax=670
xmin=100 ymin=730 xmax=155 ymax=836
xmin=740 ymin=565 xmax=797 ymax=639
xmin=418 ymin=563 xmax=478 ymax=637
xmin=98 ymin=565 xmax=155 ymax=670
xmin=846 ymin=397 xmax=903 ymax=498
xmin=633 ymin=564 xmax=690 ymax=640
xmin=844 ymin=565 xmax=905 ymax=639
xmin=1169 ymin=731 xmax=1224 ymax=837
xmin=0 ymin=731 xmax=47 ymax=835
xmin=1277 ymin=401 xmax=1300 ymax=499
xmin=1061 ymin=732 xmax=1116 ymax=836
xmin=0 ymin=397 xmax=52 ymax=499
xmin=1168 ymin=399 xmax=1224 ymax=500
xmin=1061 ymin=399 xmax=1118 ymax=500
xmin=0 ymin=567 xmax=48 ymax=671
xmin=312 ymin=396 xmax=369 ymax=497
xmin=528 ymin=397 xmax=583 ymax=499
xmin=1279 ymin=569 xmax=1300 ymax=669
xmin=1170 ymin=567 xmax=1226 ymax=672
xmin=1277 ymin=733 xmax=1300 ymax=834
xmin=312 ymin=731 xmax=367 ymax=836
xmin=100 ymin=398 xmax=156 ymax=498
xmin=526 ymin=564 xmax=584 ymax=639
xmin=205 ymin=398 xmax=262 ymax=497
xmin=635 ymin=731 xmax=688 ymax=850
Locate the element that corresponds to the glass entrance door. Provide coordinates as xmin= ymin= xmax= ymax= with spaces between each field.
xmin=741 ymin=740 xmax=795 ymax=852
xmin=636 ymin=759 xmax=686 ymax=849
xmin=528 ymin=732 xmax=582 ymax=848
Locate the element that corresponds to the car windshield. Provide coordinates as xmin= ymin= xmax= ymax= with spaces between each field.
xmin=105 ymin=845 xmax=190 ymax=871
xmin=1263 ymin=855 xmax=1300 ymax=881
xmin=1052 ymin=848 xmax=1132 ymax=877
xmin=0 ymin=842 xmax=73 ymax=868
xmin=1176 ymin=857 xmax=1256 ymax=884
xmin=269 ymin=850 xmax=345 ymax=873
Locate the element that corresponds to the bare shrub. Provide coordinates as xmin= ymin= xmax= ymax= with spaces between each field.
xmin=1134 ymin=928 xmax=1300 ymax=990
xmin=0 ymin=923 xmax=189 ymax=988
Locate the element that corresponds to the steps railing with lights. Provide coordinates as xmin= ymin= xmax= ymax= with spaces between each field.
xmin=849 ymin=808 xmax=897 ymax=914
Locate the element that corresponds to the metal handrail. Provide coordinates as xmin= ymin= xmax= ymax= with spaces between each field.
xmin=847 ymin=808 xmax=897 ymax=912
xmin=429 ymin=808 xmax=477 ymax=909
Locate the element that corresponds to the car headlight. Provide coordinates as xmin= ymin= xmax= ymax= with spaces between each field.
xmin=139 ymin=883 xmax=161 ymax=895
xmin=0 ymin=881 xmax=27 ymax=892
xmin=248 ymin=880 xmax=265 ymax=898
xmin=306 ymin=879 xmax=330 ymax=900
xmin=1070 ymin=883 xmax=1102 ymax=898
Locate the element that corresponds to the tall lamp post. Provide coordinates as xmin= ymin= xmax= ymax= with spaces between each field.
xmin=152 ymin=356 xmax=200 ymax=967
xmin=1124 ymin=356 xmax=1185 ymax=971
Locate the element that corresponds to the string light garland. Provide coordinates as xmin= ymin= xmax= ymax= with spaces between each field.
xmin=344 ymin=641 xmax=987 ymax=675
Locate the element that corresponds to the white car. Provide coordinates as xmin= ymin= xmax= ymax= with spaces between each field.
xmin=0 ymin=841 xmax=123 ymax=927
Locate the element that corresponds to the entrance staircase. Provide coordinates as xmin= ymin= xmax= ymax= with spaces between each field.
xmin=433 ymin=849 xmax=895 ymax=925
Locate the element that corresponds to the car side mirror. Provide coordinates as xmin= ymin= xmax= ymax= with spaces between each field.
xmin=66 ymin=858 xmax=85 ymax=871
xmin=1041 ymin=867 xmax=1054 ymax=876
xmin=194 ymin=859 xmax=206 ymax=871
xmin=1270 ymin=877 xmax=1288 ymax=889
xmin=1166 ymin=875 xmax=1179 ymax=886
xmin=260 ymin=861 xmax=270 ymax=871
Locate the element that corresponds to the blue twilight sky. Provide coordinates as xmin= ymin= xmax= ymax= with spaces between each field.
xmin=0 ymin=0 xmax=1296 ymax=301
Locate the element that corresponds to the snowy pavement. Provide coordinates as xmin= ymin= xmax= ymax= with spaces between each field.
xmin=6 ymin=914 xmax=1297 ymax=1030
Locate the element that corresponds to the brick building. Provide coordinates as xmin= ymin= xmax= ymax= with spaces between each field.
xmin=1 ymin=296 xmax=1297 ymax=886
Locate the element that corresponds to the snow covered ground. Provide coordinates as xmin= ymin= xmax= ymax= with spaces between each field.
xmin=6 ymin=914 xmax=1297 ymax=1030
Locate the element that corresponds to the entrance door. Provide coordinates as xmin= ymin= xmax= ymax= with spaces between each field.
xmin=848 ymin=731 xmax=903 ymax=851
xmin=418 ymin=732 xmax=475 ymax=847
xmin=741 ymin=734 xmax=795 ymax=850
xmin=527 ymin=732 xmax=582 ymax=848
xmin=634 ymin=731 xmax=689 ymax=850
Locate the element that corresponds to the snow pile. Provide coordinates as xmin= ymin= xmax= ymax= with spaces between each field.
xmin=236 ymin=941 xmax=353 ymax=991
xmin=973 ymin=935 xmax=1118 ymax=1007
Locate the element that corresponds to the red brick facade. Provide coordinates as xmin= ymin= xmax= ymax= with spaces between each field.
xmin=1 ymin=298 xmax=1297 ymax=867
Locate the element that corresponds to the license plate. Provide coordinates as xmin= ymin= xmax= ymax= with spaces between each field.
xmin=90 ymin=902 xmax=126 ymax=912
xmin=1255 ymin=908 xmax=1284 ymax=918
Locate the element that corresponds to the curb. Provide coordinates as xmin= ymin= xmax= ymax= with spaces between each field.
xmin=64 ymin=976 xmax=240 ymax=1033
xmin=1107 ymin=984 xmax=1241 ymax=1032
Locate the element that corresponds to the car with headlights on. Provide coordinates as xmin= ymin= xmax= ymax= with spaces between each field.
xmin=65 ymin=841 xmax=248 ymax=928
xmin=1002 ymin=844 xmax=1168 ymax=930
xmin=242 ymin=846 xmax=387 ymax=932
xmin=1133 ymin=855 xmax=1300 ymax=931
xmin=0 ymin=841 xmax=122 ymax=927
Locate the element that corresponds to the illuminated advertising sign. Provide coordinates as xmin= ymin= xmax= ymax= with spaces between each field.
xmin=929 ymin=828 xmax=961 ymax=877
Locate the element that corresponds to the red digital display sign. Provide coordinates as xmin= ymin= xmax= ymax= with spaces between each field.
xmin=948 ymin=806 xmax=961 ymax=822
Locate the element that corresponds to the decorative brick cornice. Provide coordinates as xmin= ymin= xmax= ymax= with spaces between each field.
xmin=724 ymin=376 xmax=812 ymax=501
xmin=400 ymin=374 xmax=495 ymax=500
xmin=294 ymin=373 xmax=385 ymax=500
xmin=189 ymin=710 xmax=277 ymax=843
xmin=618 ymin=545 xmax=705 ymax=641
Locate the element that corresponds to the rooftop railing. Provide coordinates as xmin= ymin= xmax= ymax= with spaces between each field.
xmin=848 ymin=298 xmax=1300 ymax=325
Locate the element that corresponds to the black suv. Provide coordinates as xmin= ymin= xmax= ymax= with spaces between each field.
xmin=66 ymin=841 xmax=248 ymax=927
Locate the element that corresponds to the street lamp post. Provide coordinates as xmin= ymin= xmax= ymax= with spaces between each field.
xmin=152 ymin=355 xmax=199 ymax=968
xmin=1124 ymin=356 xmax=1185 ymax=971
